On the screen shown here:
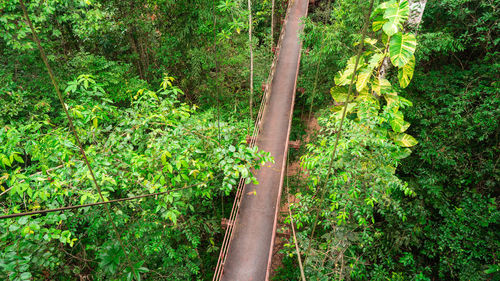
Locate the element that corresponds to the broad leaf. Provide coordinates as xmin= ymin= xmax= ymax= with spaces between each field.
xmin=356 ymin=87 xmax=378 ymax=107
xmin=346 ymin=55 xmax=365 ymax=70
xmin=356 ymin=69 xmax=372 ymax=92
xmin=372 ymin=77 xmax=392 ymax=96
xmin=331 ymin=87 xmax=349 ymax=102
xmin=389 ymin=32 xmax=417 ymax=67
xmin=384 ymin=91 xmax=399 ymax=107
xmin=367 ymin=53 xmax=384 ymax=71
xmin=333 ymin=103 xmax=356 ymax=120
xmin=390 ymin=111 xmax=410 ymax=132
xmin=354 ymin=38 xmax=378 ymax=47
xmin=335 ymin=56 xmax=365 ymax=86
xmin=392 ymin=133 xmax=418 ymax=147
xmin=395 ymin=148 xmax=412 ymax=159
xmin=364 ymin=38 xmax=378 ymax=46
xmin=371 ymin=1 xmax=395 ymax=31
xmin=398 ymin=55 xmax=415 ymax=88
xmin=373 ymin=16 xmax=387 ymax=32
xmin=334 ymin=69 xmax=353 ymax=86
xmin=382 ymin=1 xmax=409 ymax=36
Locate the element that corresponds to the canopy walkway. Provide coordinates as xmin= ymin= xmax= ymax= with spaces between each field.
xmin=214 ymin=0 xmax=309 ymax=279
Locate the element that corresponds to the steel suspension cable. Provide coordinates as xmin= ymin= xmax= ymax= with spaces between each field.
xmin=213 ymin=1 xmax=221 ymax=142
xmin=247 ymin=0 xmax=254 ymax=133
xmin=303 ymin=0 xmax=375 ymax=264
xmin=19 ymin=0 xmax=135 ymax=275
xmin=0 ymin=184 xmax=196 ymax=220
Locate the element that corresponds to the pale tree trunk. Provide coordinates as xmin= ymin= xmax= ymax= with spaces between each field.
xmin=248 ymin=0 xmax=254 ymax=122
xmin=407 ymin=0 xmax=427 ymax=33
xmin=378 ymin=0 xmax=427 ymax=79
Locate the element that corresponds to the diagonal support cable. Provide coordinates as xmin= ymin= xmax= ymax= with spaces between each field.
xmin=19 ymin=0 xmax=135 ymax=275
xmin=0 ymin=184 xmax=197 ymax=220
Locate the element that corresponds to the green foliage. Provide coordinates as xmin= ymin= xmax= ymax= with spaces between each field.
xmin=276 ymin=0 xmax=499 ymax=280
xmin=397 ymin=59 xmax=499 ymax=280
xmin=0 ymin=75 xmax=271 ymax=279
xmin=299 ymin=0 xmax=368 ymax=110
xmin=281 ymin=1 xmax=422 ymax=279
xmin=330 ymin=0 xmax=418 ymax=148
xmin=0 ymin=0 xmax=280 ymax=277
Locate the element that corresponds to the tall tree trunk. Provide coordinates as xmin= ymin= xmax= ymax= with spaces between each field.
xmin=271 ymin=0 xmax=275 ymax=51
xmin=138 ymin=36 xmax=148 ymax=80
xmin=248 ymin=0 xmax=254 ymax=122
xmin=128 ymin=28 xmax=145 ymax=80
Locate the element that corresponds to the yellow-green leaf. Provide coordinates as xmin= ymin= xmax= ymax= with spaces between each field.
xmin=372 ymin=77 xmax=392 ymax=96
xmin=390 ymin=111 xmax=410 ymax=133
xmin=335 ymin=56 xmax=365 ymax=86
xmin=392 ymin=133 xmax=418 ymax=147
xmin=367 ymin=53 xmax=384 ymax=71
xmin=371 ymin=1 xmax=393 ymax=31
xmin=389 ymin=32 xmax=417 ymax=67
xmin=334 ymin=69 xmax=353 ymax=86
xmin=373 ymin=16 xmax=387 ymax=32
xmin=382 ymin=0 xmax=409 ymax=36
xmin=333 ymin=103 xmax=356 ymax=120
xmin=13 ymin=153 xmax=24 ymax=164
xmin=331 ymin=87 xmax=349 ymax=102
xmin=356 ymin=70 xmax=372 ymax=92
xmin=364 ymin=38 xmax=378 ymax=46
xmin=398 ymin=55 xmax=415 ymax=88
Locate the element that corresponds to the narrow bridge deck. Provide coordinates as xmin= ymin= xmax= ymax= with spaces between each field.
xmin=221 ymin=0 xmax=309 ymax=279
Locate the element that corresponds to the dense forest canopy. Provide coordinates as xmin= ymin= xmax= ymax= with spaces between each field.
xmin=0 ymin=0 xmax=498 ymax=280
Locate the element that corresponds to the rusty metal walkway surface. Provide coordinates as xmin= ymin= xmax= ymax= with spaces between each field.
xmin=220 ymin=0 xmax=309 ymax=280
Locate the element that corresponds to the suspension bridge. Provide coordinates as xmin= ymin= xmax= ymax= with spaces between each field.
xmin=214 ymin=0 xmax=309 ymax=279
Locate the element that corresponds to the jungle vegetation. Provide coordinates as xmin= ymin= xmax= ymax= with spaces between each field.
xmin=0 ymin=0 xmax=498 ymax=280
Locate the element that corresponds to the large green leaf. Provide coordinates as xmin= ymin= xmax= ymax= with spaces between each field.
xmin=330 ymin=87 xmax=349 ymax=102
xmin=392 ymin=133 xmax=418 ymax=147
xmin=334 ymin=69 xmax=354 ymax=86
xmin=335 ymin=56 xmax=365 ymax=86
xmin=372 ymin=77 xmax=392 ymax=96
xmin=371 ymin=1 xmax=395 ymax=31
xmin=333 ymin=103 xmax=356 ymax=120
xmin=367 ymin=53 xmax=384 ymax=71
xmin=372 ymin=15 xmax=387 ymax=32
xmin=390 ymin=111 xmax=410 ymax=133
xmin=384 ymin=91 xmax=399 ymax=107
xmin=398 ymin=55 xmax=415 ymax=88
xmin=346 ymin=55 xmax=365 ymax=70
xmin=382 ymin=0 xmax=409 ymax=36
xmin=389 ymin=32 xmax=417 ymax=67
xmin=356 ymin=69 xmax=372 ymax=92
